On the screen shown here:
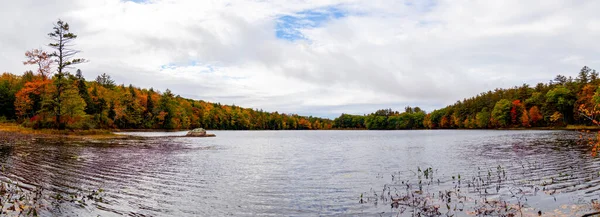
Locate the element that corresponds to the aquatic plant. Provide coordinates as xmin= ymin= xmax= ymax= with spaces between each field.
xmin=361 ymin=165 xmax=600 ymax=216
xmin=0 ymin=179 xmax=44 ymax=216
xmin=0 ymin=174 xmax=105 ymax=216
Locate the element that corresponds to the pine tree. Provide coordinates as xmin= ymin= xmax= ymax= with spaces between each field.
xmin=47 ymin=19 xmax=87 ymax=129
xmin=75 ymin=69 xmax=94 ymax=114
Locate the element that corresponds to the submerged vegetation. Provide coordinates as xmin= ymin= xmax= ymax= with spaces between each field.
xmin=362 ymin=166 xmax=600 ymax=216
xmin=0 ymin=175 xmax=104 ymax=217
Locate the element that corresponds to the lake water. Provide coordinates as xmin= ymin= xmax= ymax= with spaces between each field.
xmin=1 ymin=130 xmax=599 ymax=216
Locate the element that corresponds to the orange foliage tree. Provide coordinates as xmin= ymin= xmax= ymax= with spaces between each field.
xmin=14 ymin=79 xmax=51 ymax=118
xmin=528 ymin=106 xmax=543 ymax=126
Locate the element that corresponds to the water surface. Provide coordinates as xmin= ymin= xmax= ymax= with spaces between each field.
xmin=1 ymin=130 xmax=599 ymax=216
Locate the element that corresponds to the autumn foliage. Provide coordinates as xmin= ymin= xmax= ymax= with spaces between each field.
xmin=528 ymin=106 xmax=542 ymax=126
xmin=335 ymin=66 xmax=600 ymax=134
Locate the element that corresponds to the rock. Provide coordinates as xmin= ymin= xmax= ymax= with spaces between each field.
xmin=185 ymin=128 xmax=215 ymax=137
xmin=187 ymin=128 xmax=206 ymax=136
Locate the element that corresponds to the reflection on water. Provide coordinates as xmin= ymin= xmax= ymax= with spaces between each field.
xmin=0 ymin=130 xmax=598 ymax=216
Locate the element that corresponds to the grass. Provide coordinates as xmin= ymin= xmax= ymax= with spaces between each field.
xmin=0 ymin=123 xmax=127 ymax=139
xmin=563 ymin=125 xmax=600 ymax=130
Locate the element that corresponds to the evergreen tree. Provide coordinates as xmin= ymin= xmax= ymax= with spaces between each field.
xmin=95 ymin=73 xmax=115 ymax=89
xmin=75 ymin=69 xmax=94 ymax=114
xmin=47 ymin=19 xmax=86 ymax=129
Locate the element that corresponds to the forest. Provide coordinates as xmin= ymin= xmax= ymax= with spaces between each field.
xmin=335 ymin=66 xmax=600 ymax=130
xmin=1 ymin=19 xmax=600 ymax=131
xmin=0 ymin=70 xmax=334 ymax=130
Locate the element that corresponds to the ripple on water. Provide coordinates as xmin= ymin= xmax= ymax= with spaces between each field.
xmin=0 ymin=130 xmax=598 ymax=216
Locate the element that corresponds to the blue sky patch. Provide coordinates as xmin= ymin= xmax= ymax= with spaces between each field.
xmin=160 ymin=61 xmax=216 ymax=73
xmin=276 ymin=6 xmax=347 ymax=41
xmin=405 ymin=0 xmax=437 ymax=13
xmin=125 ymin=0 xmax=150 ymax=4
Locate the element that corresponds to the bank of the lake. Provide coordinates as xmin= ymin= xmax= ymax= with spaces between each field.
xmin=0 ymin=123 xmax=128 ymax=140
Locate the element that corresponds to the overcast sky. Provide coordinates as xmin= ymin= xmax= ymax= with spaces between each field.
xmin=2 ymin=0 xmax=600 ymax=118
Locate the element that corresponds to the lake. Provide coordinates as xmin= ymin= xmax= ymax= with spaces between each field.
xmin=1 ymin=130 xmax=599 ymax=216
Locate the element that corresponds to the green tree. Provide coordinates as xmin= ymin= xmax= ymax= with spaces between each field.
xmin=108 ymin=102 xmax=116 ymax=122
xmin=577 ymin=66 xmax=591 ymax=84
xmin=41 ymin=79 xmax=87 ymax=129
xmin=0 ymin=74 xmax=19 ymax=119
xmin=75 ymin=69 xmax=94 ymax=114
xmin=158 ymin=89 xmax=176 ymax=129
xmin=95 ymin=73 xmax=115 ymax=89
xmin=546 ymin=86 xmax=574 ymax=123
xmin=143 ymin=89 xmax=155 ymax=128
xmin=475 ymin=108 xmax=490 ymax=128
xmin=115 ymin=92 xmax=143 ymax=128
xmin=491 ymin=99 xmax=512 ymax=127
xmin=59 ymin=88 xmax=86 ymax=120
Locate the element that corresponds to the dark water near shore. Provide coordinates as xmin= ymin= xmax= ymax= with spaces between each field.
xmin=1 ymin=130 xmax=599 ymax=216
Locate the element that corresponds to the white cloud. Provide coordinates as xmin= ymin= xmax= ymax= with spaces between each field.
xmin=1 ymin=0 xmax=600 ymax=118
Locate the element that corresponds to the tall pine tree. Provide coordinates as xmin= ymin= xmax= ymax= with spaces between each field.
xmin=47 ymin=20 xmax=87 ymax=129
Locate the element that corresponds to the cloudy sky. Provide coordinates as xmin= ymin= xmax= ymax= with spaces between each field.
xmin=2 ymin=0 xmax=600 ymax=118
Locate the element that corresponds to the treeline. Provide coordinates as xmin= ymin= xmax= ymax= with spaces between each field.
xmin=333 ymin=107 xmax=426 ymax=130
xmin=333 ymin=66 xmax=600 ymax=129
xmin=0 ymin=19 xmax=332 ymax=130
xmin=0 ymin=71 xmax=333 ymax=130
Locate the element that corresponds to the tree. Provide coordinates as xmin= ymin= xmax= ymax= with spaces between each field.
xmin=553 ymin=75 xmax=567 ymax=85
xmin=75 ymin=69 xmax=93 ymax=114
xmin=510 ymin=100 xmax=524 ymax=126
xmin=520 ymin=109 xmax=530 ymax=127
xmin=476 ymin=108 xmax=490 ymax=128
xmin=0 ymin=73 xmax=21 ymax=119
xmin=491 ymin=99 xmax=512 ymax=128
xmin=14 ymin=79 xmax=52 ymax=119
xmin=577 ymin=66 xmax=591 ymax=84
xmin=47 ymin=19 xmax=87 ymax=129
xmin=95 ymin=73 xmax=115 ymax=89
xmin=591 ymin=70 xmax=599 ymax=82
xmin=0 ymin=83 xmax=15 ymax=119
xmin=39 ymin=76 xmax=87 ymax=129
xmin=546 ymin=86 xmax=575 ymax=123
xmin=143 ymin=89 xmax=156 ymax=128
xmin=57 ymin=87 xmax=87 ymax=127
xmin=23 ymin=49 xmax=53 ymax=80
xmin=550 ymin=111 xmax=563 ymax=125
xmin=108 ymin=102 xmax=116 ymax=122
xmin=440 ymin=116 xmax=450 ymax=128
xmin=528 ymin=106 xmax=543 ymax=126
xmin=158 ymin=89 xmax=176 ymax=129
xmin=115 ymin=91 xmax=143 ymax=128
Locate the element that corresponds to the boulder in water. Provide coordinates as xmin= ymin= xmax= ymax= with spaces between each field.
xmin=186 ymin=128 xmax=215 ymax=137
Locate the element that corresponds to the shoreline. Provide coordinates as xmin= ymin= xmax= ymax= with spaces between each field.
xmin=0 ymin=123 xmax=129 ymax=139
xmin=2 ymin=122 xmax=598 ymax=138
